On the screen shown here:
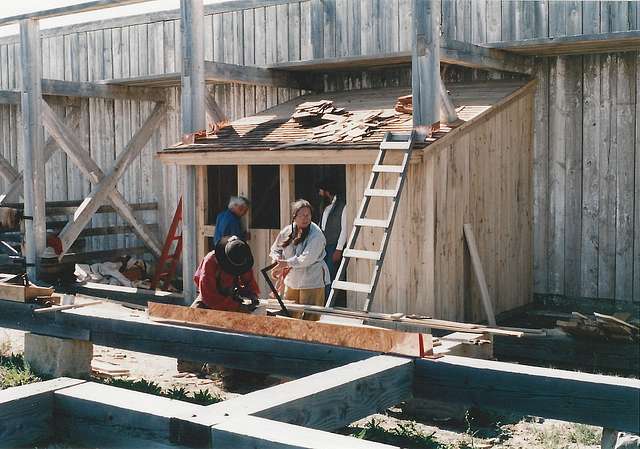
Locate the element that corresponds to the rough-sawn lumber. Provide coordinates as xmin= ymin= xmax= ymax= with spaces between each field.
xmin=147 ymin=302 xmax=431 ymax=357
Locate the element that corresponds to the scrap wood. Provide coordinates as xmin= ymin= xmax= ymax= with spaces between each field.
xmin=0 ymin=282 xmax=55 ymax=303
xmin=33 ymin=300 xmax=102 ymax=314
xmin=91 ymin=359 xmax=131 ymax=378
xmin=558 ymin=312 xmax=639 ymax=341
xmin=148 ymin=302 xmax=433 ymax=358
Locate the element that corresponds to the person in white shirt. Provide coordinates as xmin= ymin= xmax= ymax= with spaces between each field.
xmin=270 ymin=199 xmax=330 ymax=317
xmin=316 ymin=178 xmax=347 ymax=296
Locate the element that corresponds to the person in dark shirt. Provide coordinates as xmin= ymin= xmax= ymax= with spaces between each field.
xmin=213 ymin=196 xmax=251 ymax=246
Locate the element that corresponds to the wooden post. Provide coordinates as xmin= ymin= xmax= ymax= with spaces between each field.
xmin=180 ymin=0 xmax=206 ymax=304
xmin=439 ymin=77 xmax=460 ymax=125
xmin=237 ymin=165 xmax=252 ymax=230
xmin=19 ymin=19 xmax=46 ymax=279
xmin=412 ymin=0 xmax=440 ymax=140
xmin=279 ymin=164 xmax=295 ymax=228
xmin=195 ymin=165 xmax=208 ymax=263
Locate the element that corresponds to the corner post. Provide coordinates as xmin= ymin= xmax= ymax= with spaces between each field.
xmin=19 ymin=18 xmax=46 ymax=280
xmin=412 ymin=0 xmax=440 ymax=140
xmin=180 ymin=0 xmax=206 ymax=304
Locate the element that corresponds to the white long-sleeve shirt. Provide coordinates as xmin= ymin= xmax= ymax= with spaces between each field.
xmin=270 ymin=222 xmax=331 ymax=289
xmin=320 ymin=196 xmax=347 ymax=250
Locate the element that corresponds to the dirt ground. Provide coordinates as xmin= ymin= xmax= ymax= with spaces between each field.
xmin=1 ymin=327 xmax=603 ymax=449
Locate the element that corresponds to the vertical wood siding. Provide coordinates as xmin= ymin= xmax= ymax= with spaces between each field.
xmin=0 ymin=0 xmax=638 ymax=302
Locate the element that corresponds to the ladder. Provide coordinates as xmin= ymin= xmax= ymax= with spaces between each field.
xmin=151 ymin=197 xmax=183 ymax=290
xmin=326 ymin=131 xmax=415 ymax=312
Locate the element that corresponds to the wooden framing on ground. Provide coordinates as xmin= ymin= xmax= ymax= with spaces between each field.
xmin=0 ymin=298 xmax=638 ymax=441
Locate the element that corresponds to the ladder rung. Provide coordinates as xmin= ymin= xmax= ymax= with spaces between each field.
xmin=354 ymin=218 xmax=389 ymax=228
xmin=332 ymin=280 xmax=372 ymax=293
xmin=372 ymin=164 xmax=404 ymax=173
xmin=364 ymin=188 xmax=397 ymax=198
xmin=380 ymin=141 xmax=412 ymax=150
xmin=343 ymin=249 xmax=381 ymax=260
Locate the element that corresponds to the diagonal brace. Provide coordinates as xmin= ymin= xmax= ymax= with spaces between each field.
xmin=41 ymin=100 xmax=165 ymax=258
xmin=0 ymin=107 xmax=81 ymax=205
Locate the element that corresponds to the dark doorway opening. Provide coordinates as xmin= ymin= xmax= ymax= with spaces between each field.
xmin=294 ymin=165 xmax=346 ymax=224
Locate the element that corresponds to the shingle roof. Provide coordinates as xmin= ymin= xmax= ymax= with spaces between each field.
xmin=162 ymin=80 xmax=527 ymax=155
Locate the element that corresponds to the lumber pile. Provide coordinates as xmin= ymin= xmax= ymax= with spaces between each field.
xmin=557 ymin=312 xmax=639 ymax=341
xmin=395 ymin=94 xmax=413 ymax=114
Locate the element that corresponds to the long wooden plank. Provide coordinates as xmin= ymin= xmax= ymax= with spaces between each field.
xmin=147 ymin=302 xmax=429 ymax=357
xmin=414 ymin=355 xmax=640 ymax=433
xmin=0 ymin=378 xmax=85 ymax=449
xmin=41 ymin=100 xmax=163 ymax=257
xmin=463 ymin=223 xmax=496 ymax=325
xmin=211 ymin=416 xmax=399 ymax=448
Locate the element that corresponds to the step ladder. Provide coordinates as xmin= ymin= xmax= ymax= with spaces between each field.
xmin=151 ymin=197 xmax=183 ymax=290
xmin=326 ymin=131 xmax=415 ymax=312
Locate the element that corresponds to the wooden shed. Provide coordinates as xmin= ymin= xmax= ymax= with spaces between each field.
xmin=158 ymin=79 xmax=536 ymax=322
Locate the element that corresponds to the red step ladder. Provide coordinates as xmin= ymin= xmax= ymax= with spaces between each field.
xmin=151 ymin=197 xmax=183 ymax=290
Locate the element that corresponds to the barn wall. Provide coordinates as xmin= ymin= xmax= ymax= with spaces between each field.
xmin=0 ymin=0 xmax=638 ymax=302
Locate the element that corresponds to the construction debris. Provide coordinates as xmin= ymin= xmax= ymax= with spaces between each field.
xmin=395 ymin=94 xmax=413 ymax=114
xmin=557 ymin=312 xmax=639 ymax=341
xmin=289 ymin=99 xmax=408 ymax=144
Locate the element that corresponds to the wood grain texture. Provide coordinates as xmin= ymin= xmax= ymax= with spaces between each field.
xmin=148 ymin=302 xmax=430 ymax=357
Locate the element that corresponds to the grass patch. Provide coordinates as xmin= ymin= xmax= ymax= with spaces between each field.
xmin=0 ymin=353 xmax=41 ymax=390
xmin=352 ymin=418 xmax=448 ymax=449
xmin=569 ymin=423 xmax=601 ymax=446
xmin=104 ymin=377 xmax=222 ymax=405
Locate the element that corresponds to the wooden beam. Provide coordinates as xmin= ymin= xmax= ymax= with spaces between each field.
xmin=267 ymin=40 xmax=532 ymax=75
xmin=42 ymin=79 xmax=165 ymax=102
xmin=237 ymin=164 xmax=252 ymax=230
xmin=0 ymin=378 xmax=85 ymax=449
xmin=0 ymin=90 xmax=20 ymax=105
xmin=279 ymin=164 xmax=295 ymax=228
xmin=19 ymin=18 xmax=46 ymax=280
xmin=56 ymin=102 xmax=166 ymax=256
xmin=463 ymin=223 xmax=497 ymax=326
xmin=0 ymin=154 xmax=19 ymax=184
xmin=148 ymin=302 xmax=430 ymax=357
xmin=157 ymin=148 xmax=423 ymax=166
xmin=196 ymin=355 xmax=412 ymax=430
xmin=0 ymin=0 xmax=154 ymax=26
xmin=440 ymin=40 xmax=533 ymax=75
xmin=211 ymin=415 xmax=400 ymax=448
xmin=486 ymin=30 xmax=640 ymax=57
xmin=180 ymin=0 xmax=206 ymax=304
xmin=412 ymin=0 xmax=439 ymax=138
xmin=196 ymin=165 xmax=208 ymax=263
xmin=0 ymin=108 xmax=81 ymax=205
xmin=205 ymin=90 xmax=227 ymax=126
xmin=414 ymin=355 xmax=640 ymax=434
xmin=41 ymin=100 xmax=163 ymax=257
xmin=439 ymin=77 xmax=460 ymax=126
xmin=53 ymin=381 xmax=209 ymax=448
xmin=205 ymin=60 xmax=312 ymax=89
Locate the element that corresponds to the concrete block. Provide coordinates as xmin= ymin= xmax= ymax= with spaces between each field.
xmin=24 ymin=333 xmax=93 ymax=378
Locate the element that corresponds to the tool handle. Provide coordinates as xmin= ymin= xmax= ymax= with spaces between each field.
xmin=260 ymin=263 xmax=290 ymax=317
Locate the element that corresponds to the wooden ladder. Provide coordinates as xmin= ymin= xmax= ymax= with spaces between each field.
xmin=326 ymin=131 xmax=415 ymax=312
xmin=151 ymin=197 xmax=183 ymax=290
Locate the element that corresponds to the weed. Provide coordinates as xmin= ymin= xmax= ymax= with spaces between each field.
xmin=165 ymin=386 xmax=190 ymax=401
xmin=106 ymin=378 xmax=162 ymax=395
xmin=190 ymin=388 xmax=222 ymax=405
xmin=352 ymin=417 xmax=447 ymax=449
xmin=569 ymin=423 xmax=601 ymax=445
xmin=0 ymin=353 xmax=41 ymax=390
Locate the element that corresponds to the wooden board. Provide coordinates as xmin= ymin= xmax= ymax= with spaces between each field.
xmin=147 ymin=302 xmax=431 ymax=357
xmin=0 ymin=282 xmax=55 ymax=303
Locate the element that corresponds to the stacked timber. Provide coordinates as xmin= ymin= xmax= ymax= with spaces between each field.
xmin=557 ymin=312 xmax=639 ymax=341
xmin=309 ymin=110 xmax=401 ymax=143
xmin=395 ymin=95 xmax=413 ymax=114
